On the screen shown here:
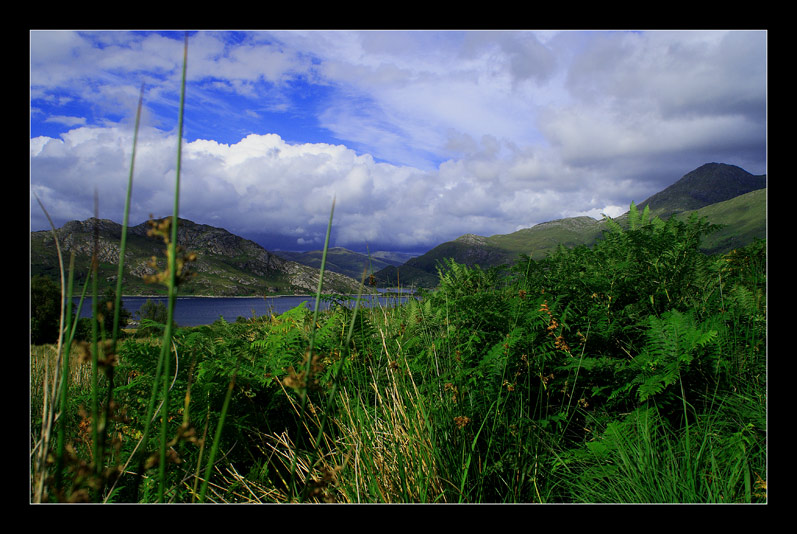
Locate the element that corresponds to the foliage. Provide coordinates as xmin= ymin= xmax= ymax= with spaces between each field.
xmin=556 ymin=398 xmax=766 ymax=503
xmin=135 ymin=299 xmax=170 ymax=337
xmin=610 ymin=310 xmax=719 ymax=405
xmin=71 ymin=287 xmax=132 ymax=341
xmin=31 ymin=275 xmax=62 ymax=345
xmin=31 ymin=193 xmax=767 ymax=503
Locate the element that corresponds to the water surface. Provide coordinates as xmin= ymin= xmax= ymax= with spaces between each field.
xmin=73 ymin=293 xmax=412 ymax=327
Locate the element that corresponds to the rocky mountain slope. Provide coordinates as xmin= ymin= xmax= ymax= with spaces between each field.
xmin=30 ymin=218 xmax=366 ymax=297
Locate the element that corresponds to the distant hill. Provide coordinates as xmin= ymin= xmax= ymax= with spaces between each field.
xmin=374 ymin=162 xmax=766 ymax=288
xmin=375 ymin=235 xmax=516 ymax=288
xmin=373 ymin=217 xmax=606 ymax=288
xmin=370 ymin=250 xmax=419 ymax=266
xmin=31 ymin=218 xmax=365 ymax=297
xmin=485 ymin=216 xmax=605 ymax=260
xmin=275 ymin=247 xmax=414 ymax=281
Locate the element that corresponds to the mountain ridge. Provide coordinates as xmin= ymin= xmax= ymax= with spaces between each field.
xmin=31 ymin=217 xmax=366 ymax=297
xmin=637 ymin=162 xmax=766 ymax=218
xmin=373 ymin=162 xmax=766 ymax=287
xmin=31 ymin=162 xmax=766 ymax=293
xmin=274 ymin=246 xmax=416 ymax=281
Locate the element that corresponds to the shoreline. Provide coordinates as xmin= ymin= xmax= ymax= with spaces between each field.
xmin=106 ymin=291 xmax=410 ymax=299
xmin=116 ymin=294 xmax=318 ymax=299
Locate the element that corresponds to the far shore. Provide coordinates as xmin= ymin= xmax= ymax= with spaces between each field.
xmin=113 ymin=290 xmax=409 ymax=299
xmin=117 ymin=294 xmax=319 ymax=298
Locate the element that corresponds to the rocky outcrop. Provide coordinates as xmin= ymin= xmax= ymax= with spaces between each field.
xmin=455 ymin=233 xmax=488 ymax=246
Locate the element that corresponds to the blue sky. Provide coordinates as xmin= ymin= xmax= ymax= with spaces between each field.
xmin=30 ymin=30 xmax=767 ymax=254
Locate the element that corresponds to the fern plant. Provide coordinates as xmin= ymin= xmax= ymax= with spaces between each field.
xmin=612 ymin=310 xmax=718 ymax=404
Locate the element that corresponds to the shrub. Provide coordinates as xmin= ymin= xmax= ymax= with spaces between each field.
xmin=31 ymin=275 xmax=61 ymax=345
xmin=136 ymin=299 xmax=170 ymax=337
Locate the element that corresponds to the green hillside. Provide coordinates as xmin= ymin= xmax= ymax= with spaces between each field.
xmin=675 ymin=188 xmax=766 ymax=255
xmin=486 ymin=216 xmax=605 ymax=259
xmin=375 ymin=236 xmax=516 ymax=288
xmin=374 ymin=163 xmax=767 ymax=288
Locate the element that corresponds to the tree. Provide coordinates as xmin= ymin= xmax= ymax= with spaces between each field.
xmin=97 ymin=287 xmax=132 ymax=334
xmin=31 ymin=275 xmax=61 ymax=345
xmin=136 ymin=299 xmax=170 ymax=336
xmin=72 ymin=287 xmax=132 ymax=341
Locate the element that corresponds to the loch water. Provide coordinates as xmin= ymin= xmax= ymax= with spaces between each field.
xmin=73 ymin=292 xmax=413 ymax=327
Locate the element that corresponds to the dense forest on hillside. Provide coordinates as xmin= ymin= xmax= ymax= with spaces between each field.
xmin=30 ymin=205 xmax=767 ymax=503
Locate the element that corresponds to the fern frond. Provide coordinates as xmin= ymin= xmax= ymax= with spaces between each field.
xmin=602 ymin=214 xmax=623 ymax=235
xmin=640 ymin=204 xmax=650 ymax=227
xmin=629 ymin=310 xmax=719 ymax=402
xmin=629 ymin=202 xmax=639 ymax=231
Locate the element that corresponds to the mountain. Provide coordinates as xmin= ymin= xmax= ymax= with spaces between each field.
xmin=274 ymin=247 xmax=413 ymax=281
xmin=637 ymin=162 xmax=766 ymax=218
xmin=32 ymin=163 xmax=766 ymax=294
xmin=374 ymin=162 xmax=766 ymax=288
xmin=370 ymin=250 xmax=419 ymax=266
xmin=484 ymin=216 xmax=605 ymax=260
xmin=30 ymin=218 xmax=366 ymax=297
xmin=374 ymin=234 xmax=517 ymax=288
xmin=373 ymin=217 xmax=606 ymax=288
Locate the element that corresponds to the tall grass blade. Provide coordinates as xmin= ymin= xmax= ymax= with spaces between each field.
xmin=305 ymin=195 xmax=336 ymax=392
xmin=156 ymin=31 xmax=189 ymax=503
xmin=53 ymin=251 xmax=76 ymax=492
xmin=31 ymin=195 xmax=66 ymax=502
xmin=198 ymin=368 xmax=237 ymax=503
xmin=111 ymin=82 xmax=144 ymax=349
xmin=288 ymin=195 xmax=335 ymax=501
xmin=88 ymin=193 xmax=110 ymax=470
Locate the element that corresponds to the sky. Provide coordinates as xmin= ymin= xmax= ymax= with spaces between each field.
xmin=30 ymin=30 xmax=767 ymax=254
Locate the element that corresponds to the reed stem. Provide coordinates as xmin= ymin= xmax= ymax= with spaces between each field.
xmin=157 ymin=31 xmax=189 ymax=503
